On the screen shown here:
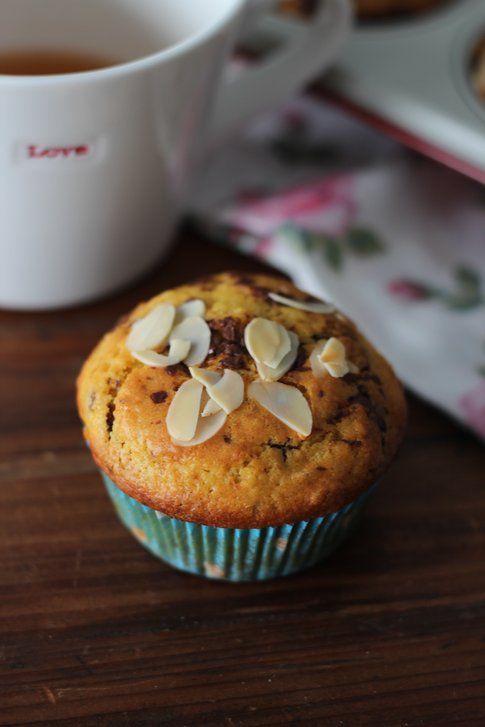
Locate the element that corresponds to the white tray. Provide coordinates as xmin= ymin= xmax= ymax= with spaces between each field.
xmin=321 ymin=0 xmax=485 ymax=182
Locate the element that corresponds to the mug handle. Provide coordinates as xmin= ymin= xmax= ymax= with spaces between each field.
xmin=208 ymin=0 xmax=352 ymax=148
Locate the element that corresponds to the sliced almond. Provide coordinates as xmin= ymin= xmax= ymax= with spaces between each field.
xmin=349 ymin=361 xmax=359 ymax=374
xmin=324 ymin=362 xmax=350 ymax=378
xmin=310 ymin=338 xmax=351 ymax=379
xmin=268 ymin=291 xmax=335 ymax=314
xmin=202 ymin=397 xmax=223 ymax=417
xmin=256 ymin=331 xmax=299 ymax=382
xmin=244 ymin=318 xmax=291 ymax=369
xmin=170 ymin=316 xmax=211 ymax=366
xmin=126 ymin=303 xmax=176 ymax=352
xmin=248 ymin=381 xmax=312 ymax=437
xmin=175 ymin=299 xmax=206 ymax=323
xmin=189 ymin=366 xmax=221 ymax=387
xmin=166 ymin=379 xmax=203 ymax=442
xmin=320 ymin=337 xmax=346 ymax=365
xmin=132 ymin=339 xmax=191 ymax=368
xmin=172 ymin=409 xmax=227 ymax=447
xmin=310 ymin=340 xmax=327 ymax=378
xmin=206 ymin=370 xmax=244 ymax=415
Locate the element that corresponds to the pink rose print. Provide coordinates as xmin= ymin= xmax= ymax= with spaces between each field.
xmin=223 ymin=176 xmax=357 ymax=240
xmin=388 ymin=280 xmax=432 ymax=302
xmin=388 ymin=267 xmax=482 ymax=311
xmin=214 ymin=177 xmax=384 ymax=272
xmin=459 ymin=381 xmax=485 ymax=440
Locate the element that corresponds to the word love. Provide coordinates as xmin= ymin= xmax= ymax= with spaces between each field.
xmin=27 ymin=144 xmax=90 ymax=159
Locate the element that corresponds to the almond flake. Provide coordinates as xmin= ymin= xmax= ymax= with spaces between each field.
xmin=166 ymin=379 xmax=203 ymax=441
xmin=320 ymin=337 xmax=344 ymax=363
xmin=248 ymin=381 xmax=312 ymax=437
xmin=171 ymin=409 xmax=227 ymax=447
xmin=324 ymin=362 xmax=349 ymax=378
xmin=269 ymin=291 xmax=335 ymax=314
xmin=202 ymin=397 xmax=223 ymax=417
xmin=175 ymin=299 xmax=206 ymax=323
xmin=310 ymin=338 xmax=355 ymax=379
xmin=255 ymin=331 xmax=299 ymax=382
xmin=189 ymin=367 xmax=221 ymax=387
xmin=126 ymin=303 xmax=176 ymax=352
xmin=132 ymin=339 xmax=191 ymax=368
xmin=169 ymin=316 xmax=211 ymax=366
xmin=206 ymin=370 xmax=244 ymax=415
xmin=244 ymin=318 xmax=291 ymax=369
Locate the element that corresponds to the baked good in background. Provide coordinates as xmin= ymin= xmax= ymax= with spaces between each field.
xmin=280 ymin=0 xmax=447 ymax=19
xmin=279 ymin=0 xmax=318 ymax=17
xmin=471 ymin=37 xmax=485 ymax=101
xmin=354 ymin=0 xmax=447 ymax=18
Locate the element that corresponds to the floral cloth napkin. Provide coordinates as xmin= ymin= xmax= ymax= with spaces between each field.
xmin=189 ymin=95 xmax=485 ymax=440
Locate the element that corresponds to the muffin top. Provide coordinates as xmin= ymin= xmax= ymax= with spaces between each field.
xmin=77 ymin=272 xmax=406 ymax=528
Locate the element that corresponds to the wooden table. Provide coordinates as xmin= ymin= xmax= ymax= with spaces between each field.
xmin=1 ymin=234 xmax=484 ymax=726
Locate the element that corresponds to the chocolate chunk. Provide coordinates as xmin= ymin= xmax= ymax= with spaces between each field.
xmin=150 ymin=391 xmax=168 ymax=404
xmin=106 ymin=402 xmax=115 ymax=433
xmin=209 ymin=317 xmax=242 ymax=343
xmin=207 ymin=319 xmax=247 ymax=369
xmin=290 ymin=345 xmax=309 ymax=372
xmin=348 ymin=387 xmax=388 ymax=433
xmin=348 ymin=392 xmax=372 ymax=410
xmin=223 ymin=435 xmax=232 ymax=444
xmin=166 ymin=363 xmax=189 ymax=376
xmin=220 ymin=342 xmax=240 ymax=354
xmin=221 ymin=353 xmax=246 ymax=369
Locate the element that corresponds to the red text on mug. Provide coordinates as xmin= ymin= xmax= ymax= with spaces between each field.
xmin=27 ymin=144 xmax=91 ymax=159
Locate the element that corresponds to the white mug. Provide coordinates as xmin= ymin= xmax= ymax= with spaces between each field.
xmin=0 ymin=0 xmax=351 ymax=310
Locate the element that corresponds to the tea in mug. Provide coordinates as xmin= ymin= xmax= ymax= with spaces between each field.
xmin=0 ymin=49 xmax=117 ymax=75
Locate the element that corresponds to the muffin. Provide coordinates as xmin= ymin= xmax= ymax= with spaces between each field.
xmin=353 ymin=0 xmax=447 ymax=19
xmin=471 ymin=37 xmax=485 ymax=102
xmin=279 ymin=0 xmax=317 ymax=17
xmin=279 ymin=0 xmax=446 ymax=19
xmin=77 ymin=272 xmax=406 ymax=581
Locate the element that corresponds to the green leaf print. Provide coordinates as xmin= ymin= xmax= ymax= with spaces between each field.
xmin=321 ymin=236 xmax=343 ymax=272
xmin=441 ymin=266 xmax=483 ymax=310
xmin=391 ymin=264 xmax=483 ymax=312
xmin=300 ymin=230 xmax=344 ymax=272
xmin=455 ymin=266 xmax=481 ymax=292
xmin=285 ymin=226 xmax=385 ymax=274
xmin=346 ymin=227 xmax=385 ymax=256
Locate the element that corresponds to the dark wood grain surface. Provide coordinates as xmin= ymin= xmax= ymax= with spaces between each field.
xmin=1 ymin=233 xmax=484 ymax=726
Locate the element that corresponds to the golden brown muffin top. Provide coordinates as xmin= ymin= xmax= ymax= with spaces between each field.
xmin=77 ymin=272 xmax=406 ymax=527
xmin=354 ymin=0 xmax=446 ymax=18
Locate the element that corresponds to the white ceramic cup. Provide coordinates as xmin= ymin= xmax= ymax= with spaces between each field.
xmin=0 ymin=0 xmax=351 ymax=310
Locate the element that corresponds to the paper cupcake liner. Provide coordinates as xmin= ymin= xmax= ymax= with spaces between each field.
xmin=101 ymin=472 xmax=375 ymax=582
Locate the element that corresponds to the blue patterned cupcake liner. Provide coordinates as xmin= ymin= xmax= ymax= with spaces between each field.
xmin=101 ymin=471 xmax=376 ymax=582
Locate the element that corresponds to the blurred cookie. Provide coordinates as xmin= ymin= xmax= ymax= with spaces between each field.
xmin=471 ymin=37 xmax=485 ymax=101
